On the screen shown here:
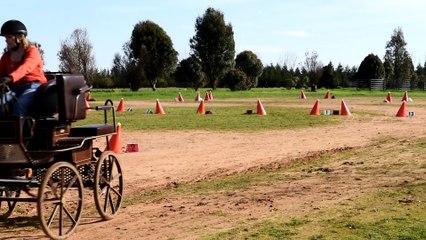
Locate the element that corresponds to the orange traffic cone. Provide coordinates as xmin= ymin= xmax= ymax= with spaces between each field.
xmin=86 ymin=92 xmax=92 ymax=101
xmin=194 ymin=91 xmax=201 ymax=101
xmin=257 ymin=99 xmax=267 ymax=115
xmin=386 ymin=92 xmax=392 ymax=103
xmin=177 ymin=92 xmax=184 ymax=102
xmin=155 ymin=99 xmax=166 ymax=114
xmin=402 ymin=91 xmax=409 ymax=102
xmin=396 ymin=101 xmax=407 ymax=117
xmin=85 ymin=99 xmax=91 ymax=112
xmin=340 ymin=99 xmax=351 ymax=116
xmin=300 ymin=90 xmax=307 ymax=99
xmin=209 ymin=91 xmax=214 ymax=100
xmin=196 ymin=100 xmax=205 ymax=114
xmin=324 ymin=90 xmax=330 ymax=99
xmin=117 ymin=98 xmax=125 ymax=112
xmin=310 ymin=99 xmax=320 ymax=115
xmin=108 ymin=123 xmax=123 ymax=153
xmin=204 ymin=91 xmax=211 ymax=101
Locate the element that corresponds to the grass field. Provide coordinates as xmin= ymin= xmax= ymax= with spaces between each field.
xmin=82 ymin=87 xmax=423 ymax=131
xmin=78 ymin=106 xmax=343 ymax=131
xmin=90 ymin=87 xmax=426 ymax=102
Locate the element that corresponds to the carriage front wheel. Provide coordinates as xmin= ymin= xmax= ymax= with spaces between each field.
xmin=37 ymin=161 xmax=84 ymax=240
xmin=94 ymin=151 xmax=123 ymax=220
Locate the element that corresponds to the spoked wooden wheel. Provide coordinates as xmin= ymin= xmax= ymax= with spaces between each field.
xmin=0 ymin=186 xmax=21 ymax=221
xmin=37 ymin=162 xmax=83 ymax=240
xmin=94 ymin=151 xmax=123 ymax=220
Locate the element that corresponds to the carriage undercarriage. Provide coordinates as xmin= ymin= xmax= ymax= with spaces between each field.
xmin=0 ymin=74 xmax=124 ymax=239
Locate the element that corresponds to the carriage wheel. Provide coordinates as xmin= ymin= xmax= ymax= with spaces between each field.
xmin=0 ymin=187 xmax=21 ymax=221
xmin=37 ymin=162 xmax=83 ymax=240
xmin=94 ymin=151 xmax=123 ymax=220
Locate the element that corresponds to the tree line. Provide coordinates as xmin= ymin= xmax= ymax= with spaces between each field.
xmin=54 ymin=8 xmax=425 ymax=91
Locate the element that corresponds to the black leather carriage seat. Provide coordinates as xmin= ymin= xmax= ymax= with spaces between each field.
xmin=31 ymin=74 xmax=87 ymax=122
xmin=70 ymin=124 xmax=115 ymax=137
xmin=31 ymin=79 xmax=58 ymax=119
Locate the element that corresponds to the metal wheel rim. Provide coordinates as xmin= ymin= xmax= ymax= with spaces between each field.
xmin=94 ymin=151 xmax=123 ymax=220
xmin=37 ymin=162 xmax=84 ymax=239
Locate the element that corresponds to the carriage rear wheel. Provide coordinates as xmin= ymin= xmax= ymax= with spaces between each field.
xmin=0 ymin=186 xmax=21 ymax=221
xmin=94 ymin=151 xmax=123 ymax=220
xmin=37 ymin=162 xmax=83 ymax=240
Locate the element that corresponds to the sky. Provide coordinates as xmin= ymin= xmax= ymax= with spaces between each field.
xmin=3 ymin=0 xmax=426 ymax=71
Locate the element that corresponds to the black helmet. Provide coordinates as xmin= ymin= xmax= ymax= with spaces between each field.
xmin=1 ymin=20 xmax=27 ymax=36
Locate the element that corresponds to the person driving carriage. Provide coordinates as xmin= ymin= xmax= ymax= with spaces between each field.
xmin=0 ymin=19 xmax=46 ymax=116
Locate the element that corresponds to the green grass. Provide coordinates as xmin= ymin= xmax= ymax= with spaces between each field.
xmin=204 ymin=220 xmax=298 ymax=240
xmin=77 ymin=106 xmax=343 ymax=131
xmin=90 ymin=87 xmax=426 ymax=102
xmin=204 ymin=189 xmax=426 ymax=240
xmin=308 ymin=183 xmax=426 ymax=240
xmin=78 ymin=87 xmax=424 ymax=131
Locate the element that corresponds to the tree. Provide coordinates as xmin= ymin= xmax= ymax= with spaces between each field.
xmin=303 ymin=51 xmax=323 ymax=87
xmin=356 ymin=53 xmax=385 ymax=80
xmin=333 ymin=63 xmax=345 ymax=88
xmin=318 ymin=62 xmax=335 ymax=89
xmin=384 ymin=27 xmax=414 ymax=86
xmin=281 ymin=65 xmax=294 ymax=88
xmin=92 ymin=68 xmax=114 ymax=88
xmin=190 ymin=8 xmax=235 ymax=89
xmin=130 ymin=20 xmax=178 ymax=90
xmin=58 ymin=28 xmax=96 ymax=85
xmin=174 ymin=55 xmax=205 ymax=90
xmin=258 ymin=64 xmax=278 ymax=87
xmin=416 ymin=63 xmax=425 ymax=89
xmin=111 ymin=41 xmax=141 ymax=89
xmin=258 ymin=64 xmax=295 ymax=88
xmin=294 ymin=67 xmax=308 ymax=88
xmin=235 ymin=50 xmax=263 ymax=89
xmin=223 ymin=69 xmax=249 ymax=91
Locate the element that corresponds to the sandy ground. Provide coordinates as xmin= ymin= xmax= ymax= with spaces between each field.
xmin=1 ymin=97 xmax=425 ymax=239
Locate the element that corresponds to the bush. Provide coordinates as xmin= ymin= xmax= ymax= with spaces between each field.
xmin=223 ymin=69 xmax=251 ymax=91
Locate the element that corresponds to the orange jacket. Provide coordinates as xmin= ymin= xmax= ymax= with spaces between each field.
xmin=0 ymin=45 xmax=47 ymax=84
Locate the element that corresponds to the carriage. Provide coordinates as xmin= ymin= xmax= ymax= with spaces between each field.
xmin=0 ymin=73 xmax=124 ymax=239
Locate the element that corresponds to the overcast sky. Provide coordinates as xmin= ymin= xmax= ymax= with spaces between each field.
xmin=3 ymin=0 xmax=426 ymax=71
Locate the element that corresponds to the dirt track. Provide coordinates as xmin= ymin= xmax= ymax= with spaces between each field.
xmin=1 ymin=97 xmax=425 ymax=239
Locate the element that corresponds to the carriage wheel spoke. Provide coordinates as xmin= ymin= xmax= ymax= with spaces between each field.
xmin=48 ymin=179 xmax=59 ymax=199
xmin=47 ymin=204 xmax=60 ymax=228
xmin=103 ymin=187 xmax=111 ymax=212
xmin=62 ymin=204 xmax=78 ymax=225
xmin=109 ymin=186 xmax=122 ymax=198
xmin=109 ymin=191 xmax=116 ymax=214
xmin=63 ymin=175 xmax=78 ymax=195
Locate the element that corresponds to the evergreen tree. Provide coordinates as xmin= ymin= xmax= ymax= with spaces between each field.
xmin=190 ymin=8 xmax=235 ymax=89
xmin=130 ymin=20 xmax=178 ymax=91
xmin=356 ymin=53 xmax=385 ymax=80
xmin=384 ymin=27 xmax=415 ymax=87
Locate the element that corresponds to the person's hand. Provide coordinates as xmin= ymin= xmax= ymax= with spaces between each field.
xmin=0 ymin=76 xmax=12 ymax=85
